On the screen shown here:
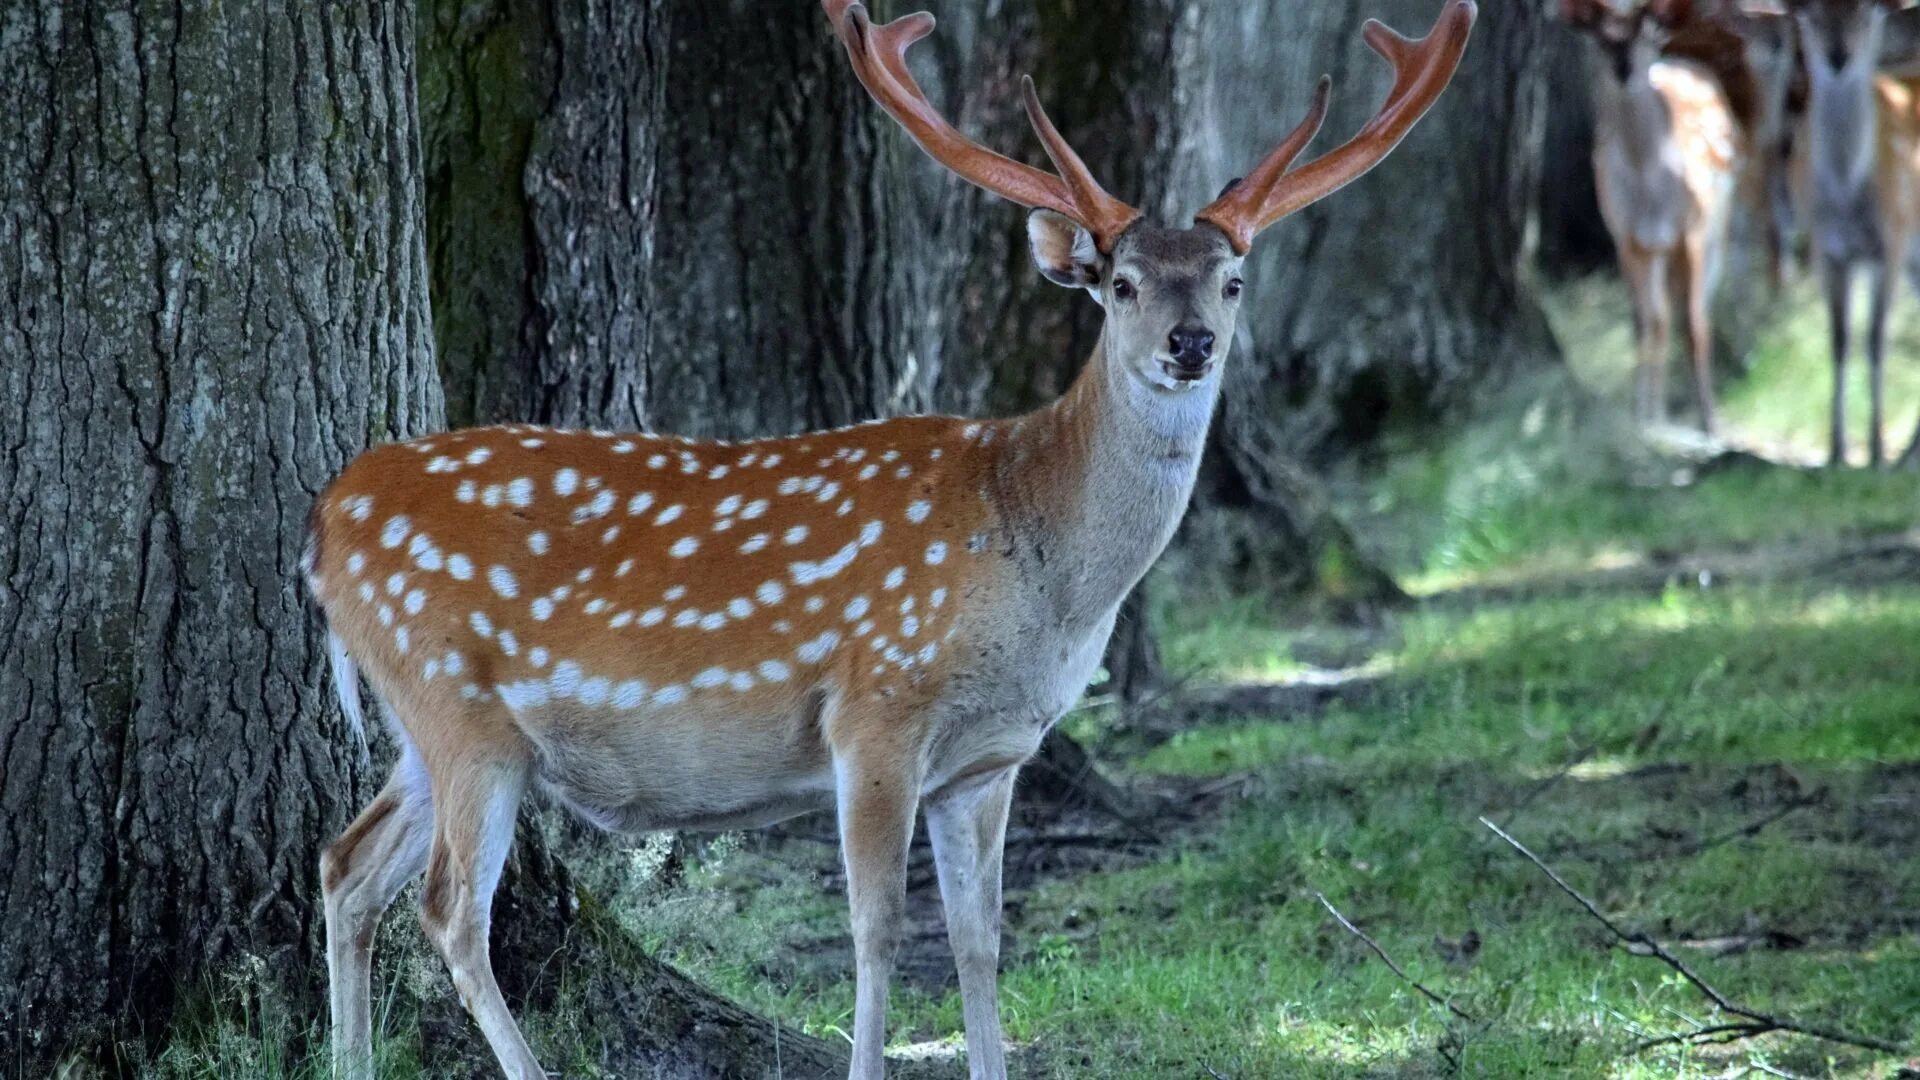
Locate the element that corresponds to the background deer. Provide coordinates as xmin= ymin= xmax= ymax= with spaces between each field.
xmin=1778 ymin=0 xmax=1920 ymax=466
xmin=303 ymin=2 xmax=1473 ymax=1076
xmin=1566 ymin=0 xmax=1742 ymax=435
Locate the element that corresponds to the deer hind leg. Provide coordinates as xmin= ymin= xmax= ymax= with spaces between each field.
xmin=1823 ymin=256 xmax=1855 ymax=467
xmin=1677 ymin=233 xmax=1719 ymax=437
xmin=323 ymin=744 xmax=433 ymax=1080
xmin=926 ymin=767 xmax=1017 ymax=1080
xmin=834 ymin=724 xmax=924 ymax=1080
xmin=417 ymin=745 xmax=544 ymax=1079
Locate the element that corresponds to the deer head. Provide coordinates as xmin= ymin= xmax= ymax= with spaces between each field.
xmin=824 ymin=0 xmax=1476 ymax=398
xmin=1780 ymin=0 xmax=1912 ymax=80
xmin=1563 ymin=0 xmax=1690 ymax=82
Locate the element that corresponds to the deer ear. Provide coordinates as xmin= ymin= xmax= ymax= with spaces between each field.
xmin=1027 ymin=209 xmax=1102 ymax=292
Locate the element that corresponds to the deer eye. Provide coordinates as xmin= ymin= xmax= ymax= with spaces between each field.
xmin=1112 ymin=277 xmax=1136 ymax=301
xmin=1224 ymin=278 xmax=1243 ymax=300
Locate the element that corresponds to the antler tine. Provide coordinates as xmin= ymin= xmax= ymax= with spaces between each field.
xmin=1195 ymin=0 xmax=1477 ymax=254
xmin=824 ymin=0 xmax=1141 ymax=252
xmin=1019 ymin=77 xmax=1142 ymax=247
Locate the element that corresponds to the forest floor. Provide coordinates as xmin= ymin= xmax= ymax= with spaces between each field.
xmin=150 ymin=279 xmax=1920 ymax=1077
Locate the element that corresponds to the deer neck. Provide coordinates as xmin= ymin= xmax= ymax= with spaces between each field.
xmin=1807 ymin=61 xmax=1880 ymax=201
xmin=991 ymin=335 xmax=1216 ymax=628
xmin=1592 ymin=60 xmax=1674 ymax=173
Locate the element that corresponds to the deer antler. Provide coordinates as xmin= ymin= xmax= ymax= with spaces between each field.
xmin=824 ymin=0 xmax=1142 ymax=253
xmin=1195 ymin=0 xmax=1478 ymax=254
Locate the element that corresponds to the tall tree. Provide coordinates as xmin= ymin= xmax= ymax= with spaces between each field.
xmin=0 ymin=0 xmax=439 ymax=1068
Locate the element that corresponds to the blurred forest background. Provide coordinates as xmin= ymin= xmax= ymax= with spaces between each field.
xmin=2 ymin=0 xmax=1917 ymax=1076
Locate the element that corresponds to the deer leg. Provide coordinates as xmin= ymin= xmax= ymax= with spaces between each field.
xmin=1679 ymin=235 xmax=1719 ymax=437
xmin=1626 ymin=250 xmax=1670 ymax=427
xmin=323 ymin=746 xmax=433 ymax=1080
xmin=417 ymin=753 xmax=544 ymax=1079
xmin=1822 ymin=257 xmax=1855 ymax=467
xmin=1868 ymin=261 xmax=1893 ymax=469
xmin=926 ymin=767 xmax=1018 ymax=1080
xmin=835 ymin=733 xmax=922 ymax=1080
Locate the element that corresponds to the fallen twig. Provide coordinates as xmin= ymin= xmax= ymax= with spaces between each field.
xmin=1479 ymin=817 xmax=1905 ymax=1057
xmin=1676 ymin=792 xmax=1823 ymax=858
xmin=1315 ymin=892 xmax=1475 ymax=1022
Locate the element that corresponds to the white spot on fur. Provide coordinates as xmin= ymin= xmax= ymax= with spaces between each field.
xmin=931 ymin=587 xmax=948 ymax=608
xmin=653 ymin=684 xmax=688 ymax=705
xmin=640 ymin=607 xmax=666 ymax=626
xmin=628 ymin=492 xmax=655 ymax=516
xmin=530 ymin=647 xmax=550 ymax=668
xmin=925 ymin=541 xmax=947 ymax=565
xmin=343 ymin=495 xmax=374 ymax=521
xmin=508 ymin=477 xmax=534 ymax=508
xmin=716 ymin=495 xmax=743 ymax=516
xmin=757 ymin=580 xmax=787 ymax=605
xmin=845 ymin=595 xmax=870 ymax=620
xmin=469 ymin=611 xmax=494 ymax=638
xmin=655 ymin=504 xmax=685 ymax=526
xmin=740 ymin=534 xmax=770 ymax=554
xmin=784 ymin=525 xmax=809 ymax=545
xmin=528 ymin=532 xmax=549 ymax=555
xmin=885 ymin=566 xmax=906 ymax=590
xmin=906 ymin=501 xmax=931 ymax=524
xmin=456 ymin=480 xmax=477 ymax=503
xmin=405 ymin=589 xmax=426 ymax=615
xmin=346 ymin=552 xmax=367 ymax=576
xmin=797 ymin=629 xmax=841 ymax=664
xmin=531 ymin=597 xmax=555 ymax=621
xmin=758 ymin=660 xmax=791 ymax=683
xmin=380 ymin=516 xmax=411 ymax=549
xmin=489 ymin=566 xmax=520 ymax=598
xmin=447 ymin=554 xmax=474 ymax=580
xmin=465 ymin=447 xmax=492 ymax=466
xmin=670 ymin=536 xmax=699 ymax=558
xmin=554 ymin=468 xmax=580 ymax=496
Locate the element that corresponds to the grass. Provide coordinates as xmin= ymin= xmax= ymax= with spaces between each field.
xmin=145 ymin=274 xmax=1920 ymax=1076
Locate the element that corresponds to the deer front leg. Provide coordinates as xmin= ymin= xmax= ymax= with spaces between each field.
xmin=1824 ymin=256 xmax=1855 ymax=467
xmin=1681 ymin=232 xmax=1719 ymax=438
xmin=835 ymin=733 xmax=923 ymax=1079
xmin=926 ymin=767 xmax=1018 ymax=1080
xmin=1867 ymin=261 xmax=1894 ymax=468
xmin=1622 ymin=249 xmax=1669 ymax=427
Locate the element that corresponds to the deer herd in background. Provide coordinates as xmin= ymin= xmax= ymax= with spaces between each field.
xmin=1562 ymin=0 xmax=1920 ymax=467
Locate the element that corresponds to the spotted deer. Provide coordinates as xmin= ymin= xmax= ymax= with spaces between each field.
xmin=1566 ymin=0 xmax=1742 ymax=435
xmin=303 ymin=2 xmax=1475 ymax=1076
xmin=1772 ymin=0 xmax=1920 ymax=466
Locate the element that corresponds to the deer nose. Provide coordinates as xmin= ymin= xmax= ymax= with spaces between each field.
xmin=1167 ymin=326 xmax=1214 ymax=368
xmin=1829 ymin=45 xmax=1849 ymax=69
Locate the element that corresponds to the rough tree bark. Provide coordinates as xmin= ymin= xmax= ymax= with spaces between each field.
xmin=0 ymin=0 xmax=440 ymax=1069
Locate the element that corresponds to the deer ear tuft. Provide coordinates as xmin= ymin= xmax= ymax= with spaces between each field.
xmin=1027 ymin=209 xmax=1102 ymax=291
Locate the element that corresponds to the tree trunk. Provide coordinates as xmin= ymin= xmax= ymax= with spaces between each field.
xmin=0 ymin=0 xmax=440 ymax=1069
